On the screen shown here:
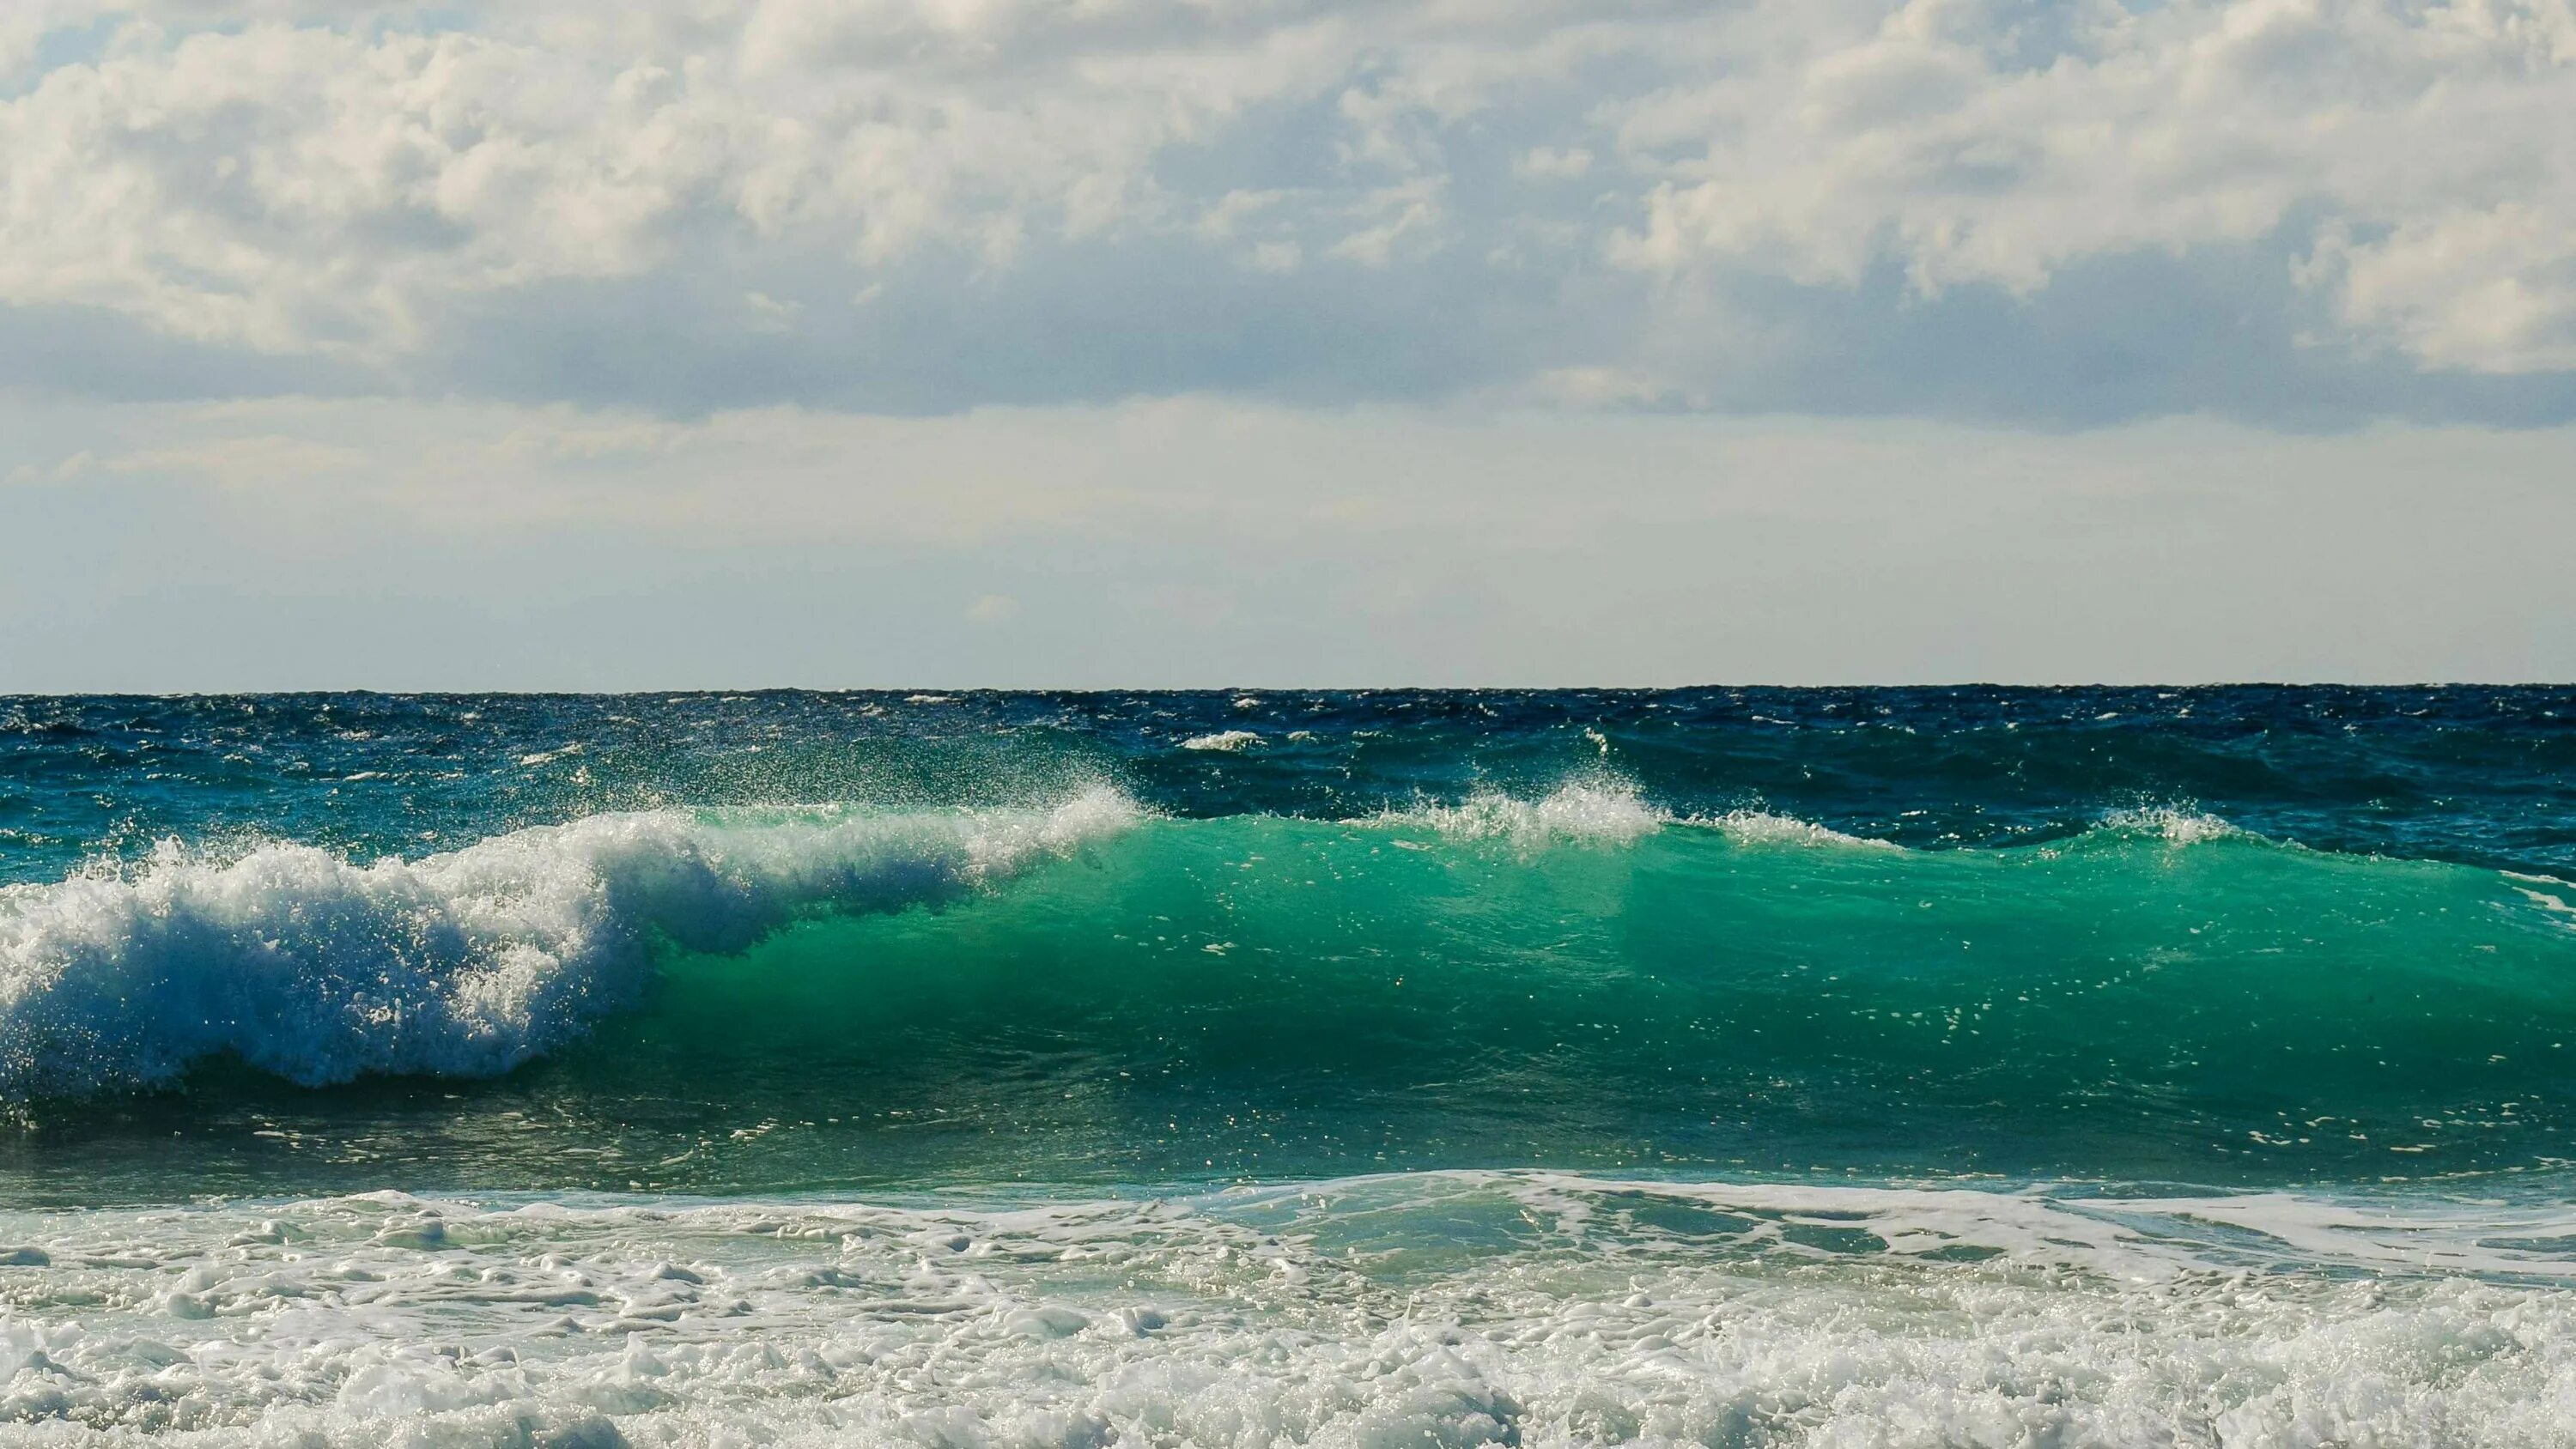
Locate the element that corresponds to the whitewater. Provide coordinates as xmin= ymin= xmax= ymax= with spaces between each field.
xmin=10 ymin=1176 xmax=2576 ymax=1446
xmin=3 ymin=688 xmax=2575 ymax=1446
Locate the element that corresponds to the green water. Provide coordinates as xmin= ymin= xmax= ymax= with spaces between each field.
xmin=13 ymin=811 xmax=2573 ymax=1200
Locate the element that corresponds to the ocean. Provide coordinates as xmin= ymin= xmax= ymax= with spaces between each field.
xmin=3 ymin=687 xmax=2576 ymax=1446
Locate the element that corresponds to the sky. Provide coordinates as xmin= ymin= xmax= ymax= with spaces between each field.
xmin=2 ymin=0 xmax=2573 ymax=688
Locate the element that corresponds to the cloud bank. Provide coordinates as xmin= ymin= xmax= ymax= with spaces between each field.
xmin=0 ymin=0 xmax=2572 ymax=421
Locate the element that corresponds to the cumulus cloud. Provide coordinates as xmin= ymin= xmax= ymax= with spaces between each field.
xmin=1608 ymin=0 xmax=2576 ymax=374
xmin=0 ymin=0 xmax=2573 ymax=407
xmin=0 ymin=1 xmax=1594 ymax=355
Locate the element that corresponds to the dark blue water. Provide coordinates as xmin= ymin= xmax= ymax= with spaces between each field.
xmin=7 ymin=687 xmax=2573 ymax=882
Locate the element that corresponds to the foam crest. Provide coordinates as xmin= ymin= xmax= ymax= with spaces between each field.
xmin=1692 ymin=809 xmax=1900 ymax=850
xmin=1369 ymin=779 xmax=1668 ymax=846
xmin=2097 ymin=804 xmax=2245 ymax=845
xmin=1369 ymin=785 xmax=1904 ymax=852
xmin=0 ymin=787 xmax=1139 ymax=1100
xmin=1176 ymin=730 xmax=1261 ymax=752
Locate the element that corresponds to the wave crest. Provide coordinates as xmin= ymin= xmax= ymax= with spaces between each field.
xmin=1365 ymin=781 xmax=1669 ymax=846
xmin=0 ymin=788 xmax=1139 ymax=1100
xmin=1358 ymin=782 xmax=1903 ymax=852
xmin=1694 ymin=809 xmax=1899 ymax=850
xmin=1177 ymin=731 xmax=1261 ymax=752
xmin=2097 ymin=806 xmax=2245 ymax=846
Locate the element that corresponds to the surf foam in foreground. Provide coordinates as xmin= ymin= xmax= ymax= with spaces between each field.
xmin=4 ymin=1174 xmax=2576 ymax=1446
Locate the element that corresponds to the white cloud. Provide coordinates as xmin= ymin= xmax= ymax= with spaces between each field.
xmin=1608 ymin=0 xmax=2576 ymax=374
xmin=0 ymin=4 xmax=1364 ymax=355
xmin=2313 ymin=205 xmax=2576 ymax=373
xmin=0 ymin=0 xmax=2573 ymax=386
xmin=0 ymin=23 xmax=708 ymax=353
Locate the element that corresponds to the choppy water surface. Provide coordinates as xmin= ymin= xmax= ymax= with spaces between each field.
xmin=4 ymin=688 xmax=2575 ymax=1445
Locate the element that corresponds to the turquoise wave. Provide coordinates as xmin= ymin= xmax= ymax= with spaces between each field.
xmin=7 ymin=788 xmax=2573 ymax=1195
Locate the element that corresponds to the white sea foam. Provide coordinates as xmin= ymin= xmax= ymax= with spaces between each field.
xmin=0 ymin=788 xmax=1139 ymax=1100
xmin=2515 ymin=885 xmax=2576 ymax=925
xmin=1362 ymin=782 xmax=1901 ymax=852
xmin=2098 ymin=805 xmax=2245 ymax=846
xmin=1692 ymin=809 xmax=1900 ymax=850
xmin=1368 ymin=781 xmax=1668 ymax=846
xmin=2 ymin=1173 xmax=2574 ymax=1447
xmin=1178 ymin=730 xmax=1261 ymax=752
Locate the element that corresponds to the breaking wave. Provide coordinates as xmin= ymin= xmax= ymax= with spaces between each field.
xmin=1357 ymin=777 xmax=1898 ymax=850
xmin=0 ymin=788 xmax=1139 ymax=1100
xmin=7 ymin=773 xmax=2575 ymax=1196
xmin=1358 ymin=780 xmax=1670 ymax=846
